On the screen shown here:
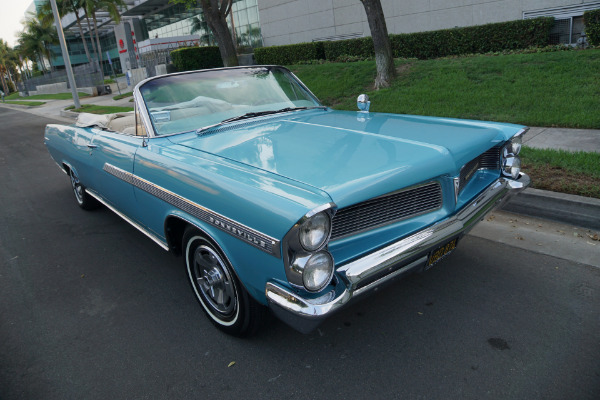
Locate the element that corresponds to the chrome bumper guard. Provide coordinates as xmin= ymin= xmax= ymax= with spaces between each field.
xmin=266 ymin=174 xmax=530 ymax=333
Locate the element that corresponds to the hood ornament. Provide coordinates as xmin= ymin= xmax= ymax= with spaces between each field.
xmin=357 ymin=94 xmax=370 ymax=112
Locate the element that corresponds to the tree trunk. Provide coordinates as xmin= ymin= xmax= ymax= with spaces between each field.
xmin=92 ymin=14 xmax=103 ymax=65
xmin=200 ymin=0 xmax=239 ymax=67
xmin=360 ymin=0 xmax=395 ymax=89
xmin=0 ymin=68 xmax=8 ymax=94
xmin=84 ymin=11 xmax=98 ymax=62
xmin=45 ymin=46 xmax=54 ymax=72
xmin=38 ymin=55 xmax=46 ymax=72
xmin=71 ymin=3 xmax=92 ymax=63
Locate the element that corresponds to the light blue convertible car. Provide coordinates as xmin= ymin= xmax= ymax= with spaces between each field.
xmin=45 ymin=66 xmax=529 ymax=336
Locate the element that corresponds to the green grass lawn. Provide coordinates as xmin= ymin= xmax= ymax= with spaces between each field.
xmin=3 ymin=100 xmax=46 ymax=106
xmin=5 ymin=92 xmax=90 ymax=100
xmin=66 ymin=104 xmax=134 ymax=114
xmin=521 ymin=147 xmax=600 ymax=198
xmin=290 ymin=49 xmax=600 ymax=129
xmin=291 ymin=50 xmax=600 ymax=198
xmin=113 ymin=91 xmax=133 ymax=100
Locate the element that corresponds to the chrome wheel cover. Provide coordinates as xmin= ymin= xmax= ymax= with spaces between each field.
xmin=70 ymin=170 xmax=84 ymax=204
xmin=192 ymin=245 xmax=236 ymax=316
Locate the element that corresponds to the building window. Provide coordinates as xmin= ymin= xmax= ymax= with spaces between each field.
xmin=549 ymin=16 xmax=585 ymax=45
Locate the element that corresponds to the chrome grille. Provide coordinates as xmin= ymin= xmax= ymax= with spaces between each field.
xmin=479 ymin=146 xmax=501 ymax=169
xmin=331 ymin=182 xmax=442 ymax=240
xmin=459 ymin=146 xmax=501 ymax=192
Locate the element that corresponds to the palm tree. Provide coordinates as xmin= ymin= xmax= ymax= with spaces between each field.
xmin=15 ymin=14 xmax=58 ymax=74
xmin=82 ymin=0 xmax=126 ymax=66
xmin=40 ymin=0 xmax=94 ymax=63
xmin=16 ymin=30 xmax=46 ymax=72
xmin=23 ymin=13 xmax=58 ymax=72
xmin=0 ymin=40 xmax=11 ymax=93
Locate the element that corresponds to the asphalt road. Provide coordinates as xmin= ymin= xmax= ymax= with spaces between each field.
xmin=1 ymin=106 xmax=599 ymax=400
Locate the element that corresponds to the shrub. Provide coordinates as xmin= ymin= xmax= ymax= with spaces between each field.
xmin=323 ymin=37 xmax=374 ymax=60
xmin=584 ymin=9 xmax=600 ymax=46
xmin=390 ymin=17 xmax=555 ymax=59
xmin=255 ymin=17 xmax=555 ymax=64
xmin=170 ymin=46 xmax=223 ymax=71
xmin=254 ymin=42 xmax=325 ymax=65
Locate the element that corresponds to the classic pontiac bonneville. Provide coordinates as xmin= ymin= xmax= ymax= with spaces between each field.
xmin=45 ymin=66 xmax=529 ymax=335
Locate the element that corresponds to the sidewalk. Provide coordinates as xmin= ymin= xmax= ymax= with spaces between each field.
xmin=524 ymin=127 xmax=600 ymax=153
xmin=0 ymin=91 xmax=134 ymax=123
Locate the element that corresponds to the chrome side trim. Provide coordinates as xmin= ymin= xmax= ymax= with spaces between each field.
xmin=85 ymin=189 xmax=170 ymax=251
xmin=103 ymin=163 xmax=281 ymax=257
xmin=266 ymin=173 xmax=530 ymax=332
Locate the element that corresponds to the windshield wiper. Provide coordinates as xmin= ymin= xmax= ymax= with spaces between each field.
xmin=196 ymin=106 xmax=326 ymax=135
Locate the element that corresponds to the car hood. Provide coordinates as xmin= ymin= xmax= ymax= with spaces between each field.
xmin=173 ymin=110 xmax=523 ymax=208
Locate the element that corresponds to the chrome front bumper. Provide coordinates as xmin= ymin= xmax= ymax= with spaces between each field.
xmin=266 ymin=174 xmax=530 ymax=333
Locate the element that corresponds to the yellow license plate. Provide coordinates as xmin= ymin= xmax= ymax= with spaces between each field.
xmin=426 ymin=238 xmax=458 ymax=267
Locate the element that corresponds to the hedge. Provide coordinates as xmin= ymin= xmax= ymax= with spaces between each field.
xmin=254 ymin=17 xmax=555 ymax=64
xmin=584 ymin=9 xmax=600 ymax=46
xmin=170 ymin=46 xmax=223 ymax=71
xmin=323 ymin=37 xmax=374 ymax=60
xmin=254 ymin=42 xmax=325 ymax=65
xmin=392 ymin=17 xmax=554 ymax=59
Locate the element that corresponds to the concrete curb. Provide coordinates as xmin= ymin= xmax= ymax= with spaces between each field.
xmin=60 ymin=109 xmax=79 ymax=119
xmin=501 ymin=188 xmax=600 ymax=231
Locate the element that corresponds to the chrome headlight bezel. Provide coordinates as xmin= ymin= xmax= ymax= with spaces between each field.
xmin=298 ymin=211 xmax=332 ymax=252
xmin=292 ymin=251 xmax=335 ymax=292
xmin=501 ymin=128 xmax=527 ymax=179
xmin=282 ymin=204 xmax=336 ymax=292
xmin=502 ymin=154 xmax=521 ymax=179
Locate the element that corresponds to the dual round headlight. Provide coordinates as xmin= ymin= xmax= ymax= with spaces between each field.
xmin=299 ymin=212 xmax=331 ymax=251
xmin=503 ymin=135 xmax=522 ymax=157
xmin=286 ymin=211 xmax=335 ymax=292
xmin=502 ymin=135 xmax=523 ymax=179
xmin=502 ymin=155 xmax=521 ymax=179
xmin=302 ymin=251 xmax=334 ymax=292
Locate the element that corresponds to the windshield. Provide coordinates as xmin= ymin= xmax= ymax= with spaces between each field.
xmin=138 ymin=67 xmax=322 ymax=136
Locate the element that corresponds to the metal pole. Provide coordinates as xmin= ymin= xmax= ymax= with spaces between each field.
xmin=49 ymin=0 xmax=80 ymax=109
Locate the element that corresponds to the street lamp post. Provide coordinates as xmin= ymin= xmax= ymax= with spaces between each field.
xmin=49 ymin=0 xmax=80 ymax=109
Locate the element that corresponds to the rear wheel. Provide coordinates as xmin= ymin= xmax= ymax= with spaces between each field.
xmin=69 ymin=169 xmax=99 ymax=210
xmin=183 ymin=228 xmax=266 ymax=336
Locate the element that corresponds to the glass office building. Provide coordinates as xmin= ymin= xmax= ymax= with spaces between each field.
xmin=130 ymin=0 xmax=263 ymax=49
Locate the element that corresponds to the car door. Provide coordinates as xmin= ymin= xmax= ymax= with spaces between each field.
xmin=87 ymin=128 xmax=144 ymax=219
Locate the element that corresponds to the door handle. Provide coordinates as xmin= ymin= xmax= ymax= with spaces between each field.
xmin=87 ymin=144 xmax=97 ymax=149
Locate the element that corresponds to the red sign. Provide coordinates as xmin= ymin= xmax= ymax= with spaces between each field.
xmin=119 ymin=39 xmax=124 ymax=49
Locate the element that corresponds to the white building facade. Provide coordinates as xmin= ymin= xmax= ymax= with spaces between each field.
xmin=257 ymin=0 xmax=600 ymax=46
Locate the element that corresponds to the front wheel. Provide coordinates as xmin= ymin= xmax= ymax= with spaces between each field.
xmin=69 ymin=169 xmax=99 ymax=210
xmin=183 ymin=228 xmax=266 ymax=336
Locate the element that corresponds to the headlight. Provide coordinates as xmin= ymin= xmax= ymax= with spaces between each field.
xmin=299 ymin=212 xmax=331 ymax=251
xmin=510 ymin=135 xmax=522 ymax=155
xmin=502 ymin=154 xmax=521 ymax=179
xmin=300 ymin=251 xmax=334 ymax=292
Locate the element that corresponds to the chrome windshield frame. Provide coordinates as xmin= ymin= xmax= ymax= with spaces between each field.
xmin=133 ymin=66 xmax=324 ymax=139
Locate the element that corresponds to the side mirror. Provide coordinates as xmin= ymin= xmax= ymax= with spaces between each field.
xmin=357 ymin=94 xmax=370 ymax=112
